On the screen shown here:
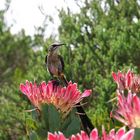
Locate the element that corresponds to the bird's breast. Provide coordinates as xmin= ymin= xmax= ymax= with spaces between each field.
xmin=47 ymin=55 xmax=62 ymax=76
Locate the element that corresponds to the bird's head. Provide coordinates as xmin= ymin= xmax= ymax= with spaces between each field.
xmin=48 ymin=43 xmax=65 ymax=54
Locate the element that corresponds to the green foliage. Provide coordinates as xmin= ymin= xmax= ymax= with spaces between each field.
xmin=0 ymin=83 xmax=27 ymax=140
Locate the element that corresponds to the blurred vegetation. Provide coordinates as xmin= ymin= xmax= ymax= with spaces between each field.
xmin=0 ymin=0 xmax=140 ymax=139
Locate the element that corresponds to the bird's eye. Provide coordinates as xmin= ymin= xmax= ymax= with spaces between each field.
xmin=52 ymin=45 xmax=57 ymax=50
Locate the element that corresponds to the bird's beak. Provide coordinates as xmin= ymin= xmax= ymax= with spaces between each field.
xmin=58 ymin=43 xmax=66 ymax=46
xmin=55 ymin=43 xmax=65 ymax=50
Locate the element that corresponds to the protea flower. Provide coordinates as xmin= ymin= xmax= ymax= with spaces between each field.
xmin=112 ymin=70 xmax=140 ymax=93
xmin=47 ymin=127 xmax=134 ymax=140
xmin=112 ymin=70 xmax=133 ymax=92
xmin=20 ymin=80 xmax=91 ymax=114
xmin=112 ymin=91 xmax=140 ymax=128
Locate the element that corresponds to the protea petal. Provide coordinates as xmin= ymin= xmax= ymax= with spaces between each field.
xmin=20 ymin=84 xmax=27 ymax=95
xmin=80 ymin=131 xmax=89 ymax=140
xmin=90 ymin=128 xmax=98 ymax=140
xmin=112 ymin=72 xmax=118 ymax=82
xmin=116 ymin=127 xmax=125 ymax=139
xmin=121 ymin=129 xmax=134 ymax=140
xmin=108 ymin=129 xmax=115 ymax=138
xmin=81 ymin=90 xmax=92 ymax=98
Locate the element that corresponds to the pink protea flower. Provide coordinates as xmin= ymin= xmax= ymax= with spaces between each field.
xmin=112 ymin=91 xmax=140 ymax=128
xmin=112 ymin=70 xmax=134 ymax=92
xmin=47 ymin=127 xmax=134 ymax=140
xmin=20 ymin=80 xmax=91 ymax=114
xmin=112 ymin=69 xmax=140 ymax=93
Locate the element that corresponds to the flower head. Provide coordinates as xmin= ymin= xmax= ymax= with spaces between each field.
xmin=112 ymin=91 xmax=140 ymax=128
xmin=47 ymin=127 xmax=134 ymax=140
xmin=20 ymin=80 xmax=91 ymax=114
xmin=112 ymin=70 xmax=140 ymax=93
xmin=112 ymin=70 xmax=133 ymax=92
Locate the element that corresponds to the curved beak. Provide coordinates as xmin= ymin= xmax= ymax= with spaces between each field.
xmin=54 ymin=43 xmax=65 ymax=50
xmin=58 ymin=43 xmax=66 ymax=46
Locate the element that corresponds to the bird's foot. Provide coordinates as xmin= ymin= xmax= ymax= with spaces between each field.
xmin=51 ymin=79 xmax=61 ymax=89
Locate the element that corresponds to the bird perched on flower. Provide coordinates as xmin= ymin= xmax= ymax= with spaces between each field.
xmin=45 ymin=43 xmax=94 ymax=133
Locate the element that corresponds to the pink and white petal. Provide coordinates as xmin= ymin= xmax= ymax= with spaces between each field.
xmin=116 ymin=127 xmax=125 ymax=139
xmin=121 ymin=129 xmax=134 ymax=140
xmin=133 ymin=95 xmax=140 ymax=113
xmin=90 ymin=128 xmax=98 ymax=140
xmin=20 ymin=84 xmax=27 ymax=94
xmin=112 ymin=72 xmax=118 ymax=82
xmin=125 ymin=70 xmax=133 ymax=88
xmin=81 ymin=90 xmax=92 ymax=98
xmin=70 ymin=135 xmax=77 ymax=140
xmin=58 ymin=132 xmax=68 ymax=140
xmin=108 ymin=129 xmax=115 ymax=138
xmin=48 ymin=132 xmax=57 ymax=140
xmin=102 ymin=126 xmax=107 ymax=140
xmin=80 ymin=131 xmax=89 ymax=140
xmin=113 ymin=114 xmax=128 ymax=126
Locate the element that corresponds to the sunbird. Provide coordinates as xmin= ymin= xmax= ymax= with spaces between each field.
xmin=45 ymin=43 xmax=68 ymax=85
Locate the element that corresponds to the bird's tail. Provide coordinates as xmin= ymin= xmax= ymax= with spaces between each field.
xmin=76 ymin=103 xmax=94 ymax=134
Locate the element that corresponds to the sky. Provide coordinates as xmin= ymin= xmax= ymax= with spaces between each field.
xmin=0 ymin=0 xmax=80 ymax=37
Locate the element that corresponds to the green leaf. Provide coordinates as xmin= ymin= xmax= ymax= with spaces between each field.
xmin=41 ymin=104 xmax=60 ymax=132
xmin=62 ymin=109 xmax=80 ymax=137
xmin=133 ymin=128 xmax=140 ymax=140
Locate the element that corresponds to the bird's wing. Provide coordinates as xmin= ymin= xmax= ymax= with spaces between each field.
xmin=58 ymin=55 xmax=64 ymax=72
xmin=45 ymin=55 xmax=54 ymax=76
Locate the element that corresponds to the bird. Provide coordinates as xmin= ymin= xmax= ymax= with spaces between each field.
xmin=45 ymin=43 xmax=68 ymax=85
xmin=45 ymin=43 xmax=94 ymax=133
